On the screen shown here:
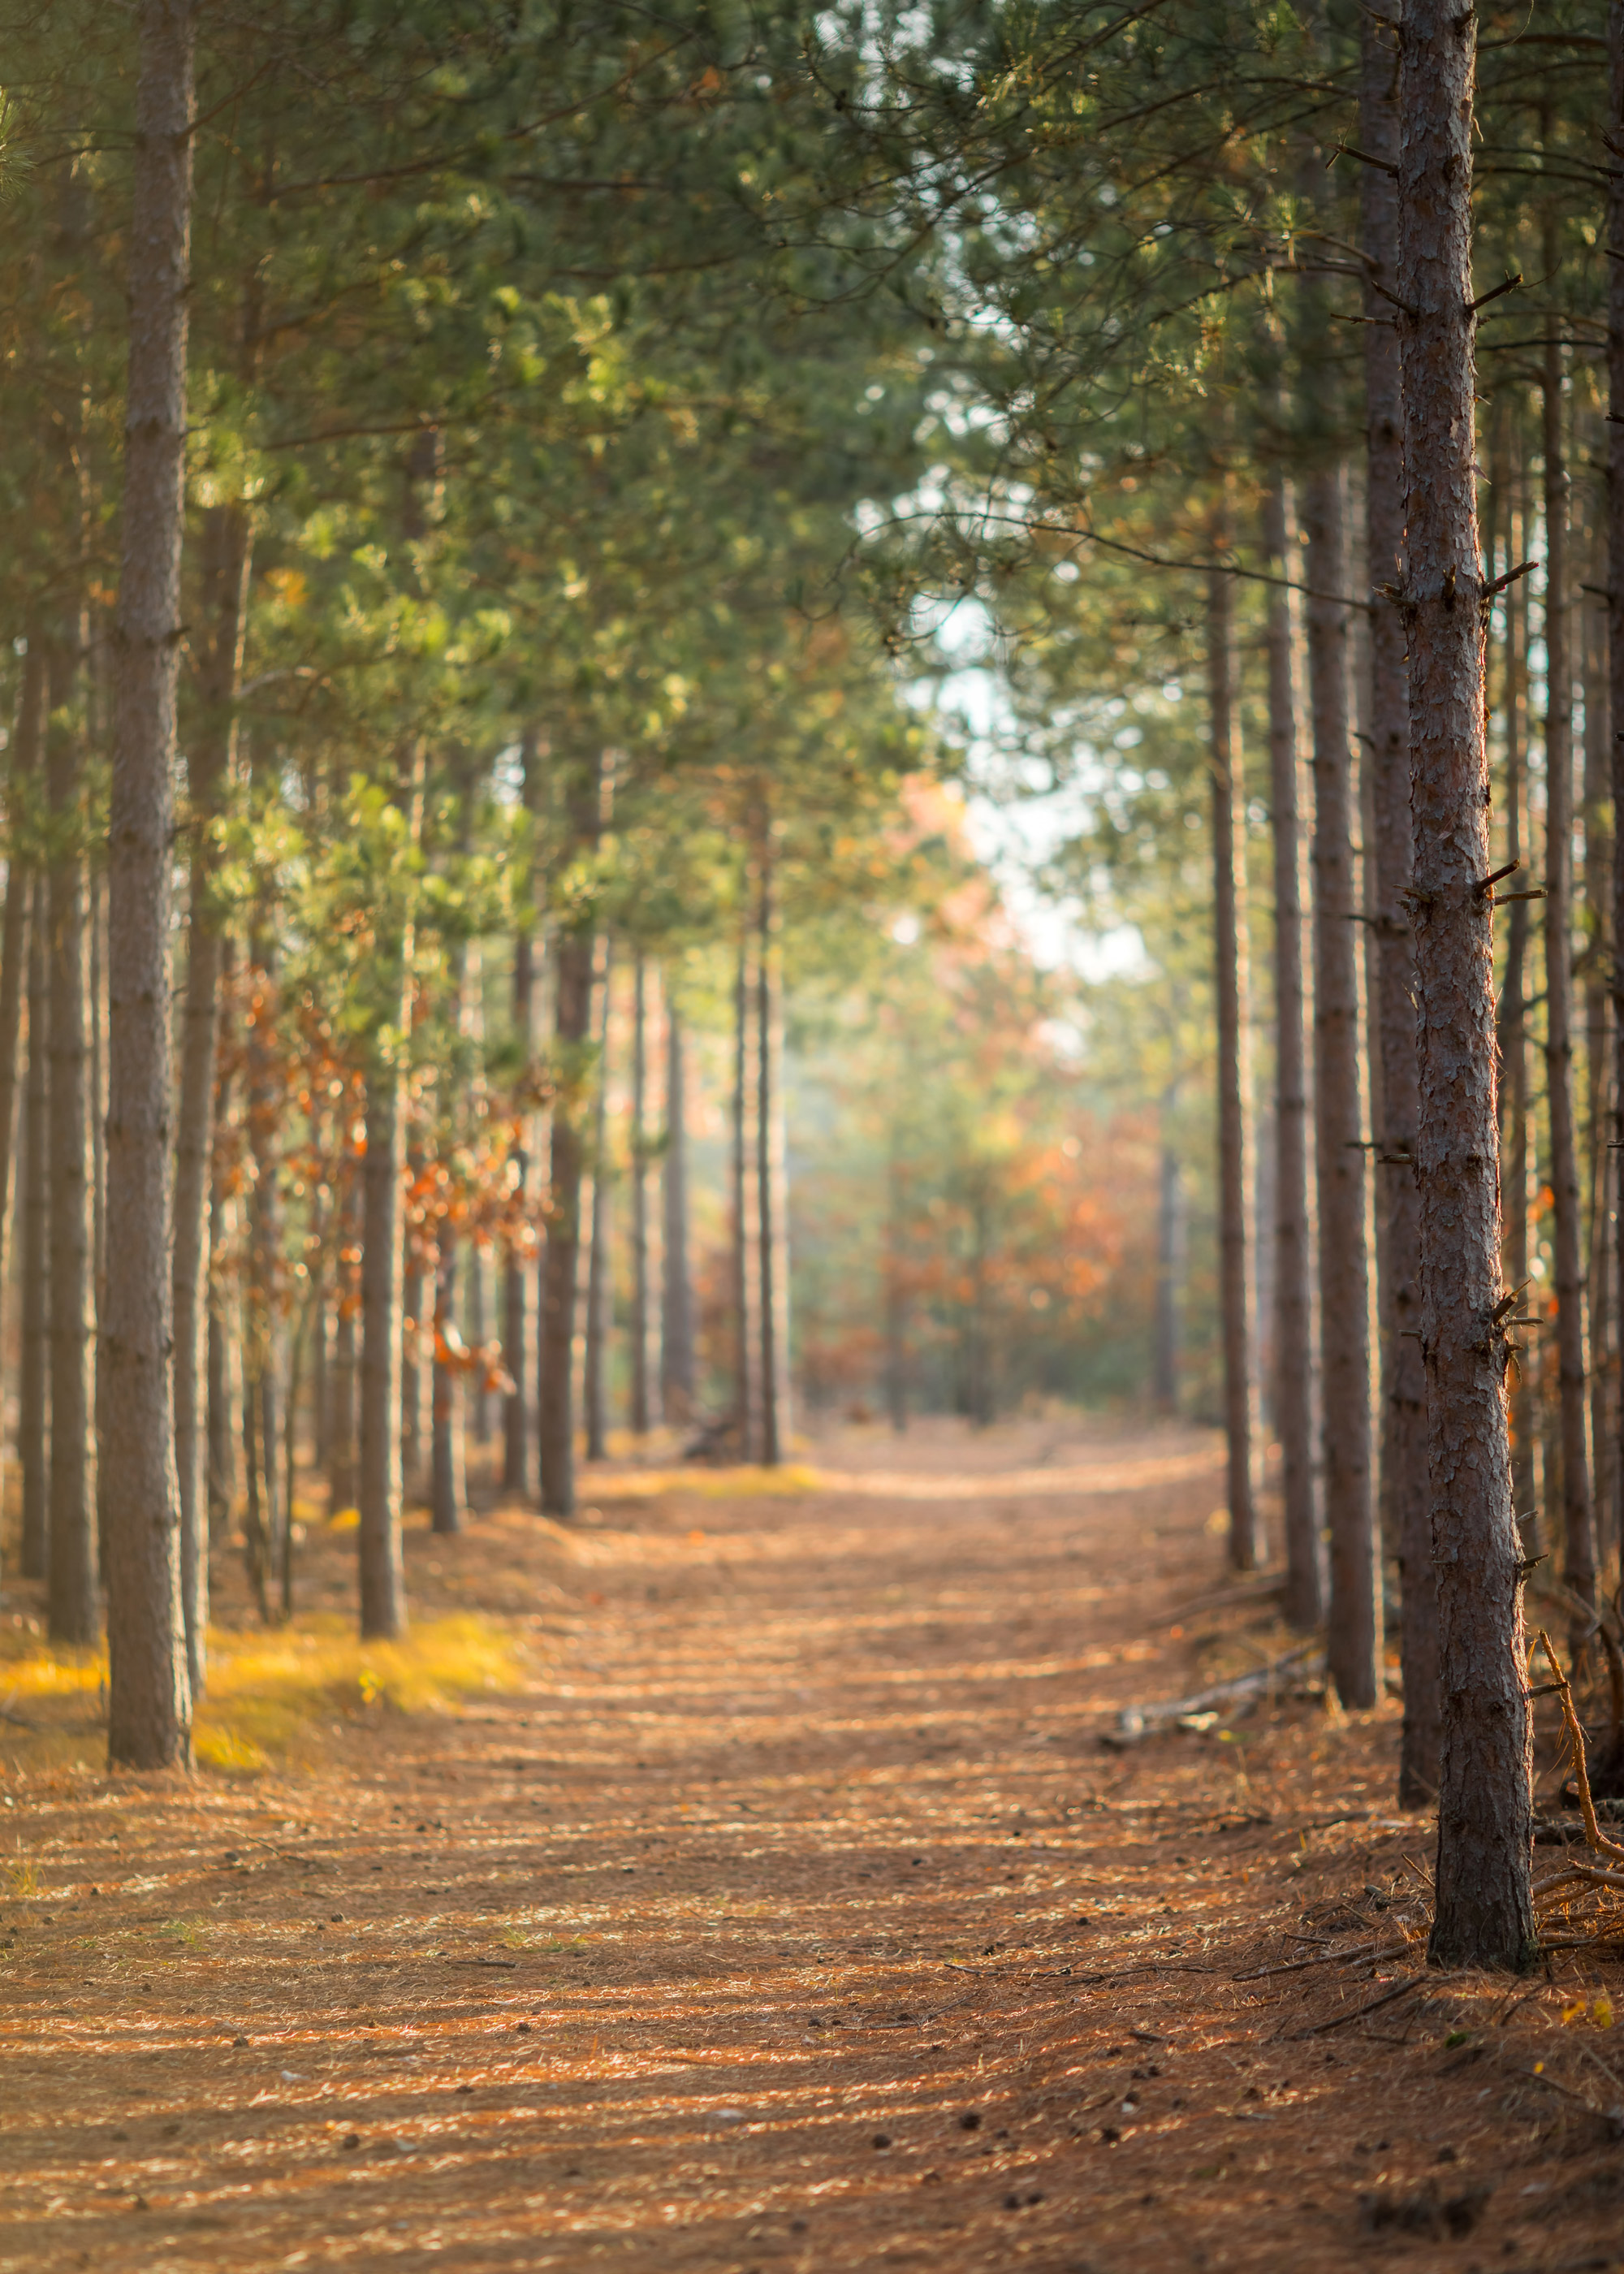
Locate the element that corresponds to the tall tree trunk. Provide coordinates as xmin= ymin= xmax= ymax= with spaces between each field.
xmin=756 ymin=847 xmax=791 ymax=1466
xmin=1582 ymin=552 xmax=1613 ymax=1577
xmin=241 ymin=950 xmax=284 ymax=1621
xmin=328 ymin=1169 xmax=358 ymax=1514
xmin=885 ymin=1139 xmax=909 ymax=1431
xmin=1398 ymin=0 xmax=1531 ymax=1969
xmin=1541 ymin=311 xmax=1596 ymax=1617
xmin=19 ymin=871 xmax=50 ymax=1584
xmin=503 ymin=728 xmax=539 ymax=1497
xmin=661 ymin=991 xmax=694 ymax=1424
xmin=400 ymin=1175 xmax=425 ymax=1504
xmin=206 ymin=936 xmax=240 ymax=1541
xmin=583 ymin=938 xmax=614 ymax=1464
xmin=45 ymin=642 xmax=98 ymax=1645
xmin=731 ymin=926 xmax=757 ymax=1458
xmin=629 ymin=947 xmax=651 ymax=1435
xmin=538 ymin=927 xmax=594 ymax=1515
xmin=1207 ymin=560 xmax=1261 ymax=1570
xmin=104 ymin=0 xmax=195 ymax=1767
xmin=173 ymin=500 xmax=250 ymax=1696
xmin=1262 ymin=474 xmax=1320 ymax=1627
xmin=1304 ymin=468 xmax=1380 ymax=1707
xmin=1363 ymin=0 xmax=1436 ymax=1794
xmin=1151 ymin=1079 xmax=1181 ymax=1417
xmin=430 ymin=1239 xmax=465 ymax=1535
xmin=357 ymin=749 xmax=420 ymax=1637
xmin=1610 ymin=0 xmax=1624 ymax=1610
xmin=0 ymin=647 xmax=42 ymax=1393
xmin=1497 ymin=452 xmax=1538 ymax=1541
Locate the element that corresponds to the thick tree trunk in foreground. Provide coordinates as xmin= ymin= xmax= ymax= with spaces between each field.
xmin=19 ymin=872 xmax=50 ymax=1583
xmin=629 ymin=949 xmax=651 ymax=1435
xmin=1610 ymin=0 xmax=1624 ymax=1601
xmin=1363 ymin=0 xmax=1436 ymax=1796
xmin=538 ymin=926 xmax=594 ymax=1515
xmin=173 ymin=500 xmax=250 ymax=1694
xmin=45 ymin=645 xmax=97 ymax=1646
xmin=1262 ymin=474 xmax=1319 ymax=1628
xmin=1397 ymin=0 xmax=1531 ymax=1969
xmin=104 ymin=0 xmax=196 ymax=1768
xmin=1207 ymin=562 xmax=1261 ymax=1570
xmin=1540 ymin=332 xmax=1596 ymax=1616
xmin=661 ymin=994 xmax=693 ymax=1424
xmin=1304 ymin=469 xmax=1380 ymax=1708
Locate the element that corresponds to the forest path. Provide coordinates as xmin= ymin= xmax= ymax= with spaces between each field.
xmin=1 ymin=1418 xmax=1620 ymax=2273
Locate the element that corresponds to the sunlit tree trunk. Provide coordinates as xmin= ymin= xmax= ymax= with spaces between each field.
xmin=206 ymin=936 xmax=240 ymax=1541
xmin=358 ymin=747 xmax=420 ymax=1638
xmin=1304 ymin=468 xmax=1380 ymax=1706
xmin=661 ymin=992 xmax=694 ymax=1425
xmin=173 ymin=499 xmax=250 ymax=1694
xmin=503 ymin=728 xmax=539 ymax=1496
xmin=400 ymin=1173 xmax=425 ymax=1505
xmin=1398 ymin=0 xmax=1531 ymax=1968
xmin=1540 ymin=300 xmax=1596 ymax=1619
xmin=104 ymin=0 xmax=195 ymax=1768
xmin=1582 ymin=543 xmax=1613 ymax=1575
xmin=430 ymin=1239 xmax=465 ymax=1535
xmin=1262 ymin=475 xmax=1319 ymax=1626
xmin=1152 ymin=1081 xmax=1181 ymax=1417
xmin=328 ymin=1169 xmax=358 ymax=1515
xmin=732 ymin=925 xmax=757 ymax=1457
xmin=1207 ymin=558 xmax=1261 ymax=1569
xmin=0 ymin=649 xmax=41 ymax=1433
xmin=885 ymin=1139 xmax=909 ymax=1432
xmin=45 ymin=641 xmax=97 ymax=1645
xmin=1362 ymin=0 xmax=1435 ymax=1792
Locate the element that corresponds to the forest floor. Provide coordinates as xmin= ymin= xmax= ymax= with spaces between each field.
xmin=1 ymin=1415 xmax=1622 ymax=2274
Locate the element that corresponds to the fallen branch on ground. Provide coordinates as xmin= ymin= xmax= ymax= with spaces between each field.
xmin=1292 ymin=1975 xmax=1426 ymax=2037
xmin=1536 ymin=1632 xmax=1624 ymax=1867
xmin=1102 ymin=1643 xmax=1324 ymax=1747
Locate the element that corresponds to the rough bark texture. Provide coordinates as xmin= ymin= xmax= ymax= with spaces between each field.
xmin=173 ymin=501 xmax=250 ymax=1696
xmin=661 ymin=995 xmax=693 ymax=1424
xmin=1151 ymin=1083 xmax=1181 ymax=1416
xmin=629 ymin=949 xmax=651 ymax=1435
xmin=45 ymin=643 xmax=98 ymax=1646
xmin=503 ymin=729 xmax=539 ymax=1496
xmin=104 ymin=0 xmax=196 ymax=1769
xmin=19 ymin=871 xmax=50 ymax=1584
xmin=1262 ymin=475 xmax=1320 ymax=1628
xmin=1541 ymin=331 xmax=1596 ymax=1612
xmin=1304 ymin=469 xmax=1380 ymax=1708
xmin=1497 ymin=462 xmax=1537 ymax=1539
xmin=1397 ymin=0 xmax=1532 ymax=1969
xmin=1207 ymin=564 xmax=1261 ymax=1571
xmin=538 ymin=927 xmax=594 ymax=1515
xmin=1581 ymin=567 xmax=1613 ymax=1571
xmin=1363 ymin=0 xmax=1437 ymax=1798
xmin=1600 ymin=0 xmax=1610 ymax=1601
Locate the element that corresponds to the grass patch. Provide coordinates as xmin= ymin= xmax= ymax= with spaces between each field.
xmin=0 ymin=1614 xmax=524 ymax=1776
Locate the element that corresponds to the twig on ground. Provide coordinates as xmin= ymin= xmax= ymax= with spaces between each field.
xmin=1233 ymin=1939 xmax=1400 ymax=1982
xmin=1292 ymin=1975 xmax=1426 ymax=2037
xmin=1104 ymin=1644 xmax=1324 ymax=1748
xmin=1536 ymin=1632 xmax=1624 ymax=1867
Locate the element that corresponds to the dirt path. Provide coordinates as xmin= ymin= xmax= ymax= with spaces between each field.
xmin=1 ymin=1420 xmax=1621 ymax=2272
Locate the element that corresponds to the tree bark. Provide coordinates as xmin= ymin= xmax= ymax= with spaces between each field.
xmin=661 ymin=992 xmax=694 ymax=1424
xmin=19 ymin=869 xmax=50 ymax=1584
xmin=1363 ymin=0 xmax=1436 ymax=1795
xmin=538 ymin=926 xmax=594 ymax=1515
xmin=732 ymin=926 xmax=757 ymax=1457
xmin=45 ymin=641 xmax=98 ymax=1646
xmin=173 ymin=500 xmax=250 ymax=1695
xmin=584 ymin=937 xmax=614 ymax=1464
xmin=1397 ymin=0 xmax=1532 ymax=1969
xmin=430 ymin=1239 xmax=465 ymax=1535
xmin=629 ymin=947 xmax=651 ymax=1435
xmin=1152 ymin=1081 xmax=1181 ymax=1417
xmin=1581 ymin=553 xmax=1613 ymax=1577
xmin=357 ymin=749 xmax=420 ymax=1637
xmin=328 ymin=1170 xmax=357 ymax=1514
xmin=1540 ymin=313 xmax=1596 ymax=1618
xmin=1303 ymin=468 xmax=1380 ymax=1707
xmin=756 ymin=847 xmax=791 ymax=1466
xmin=1262 ymin=475 xmax=1320 ymax=1627
xmin=0 ymin=647 xmax=42 ymax=1386
xmin=104 ymin=0 xmax=196 ymax=1768
xmin=1610 ymin=0 xmax=1624 ymax=1610
xmin=503 ymin=728 xmax=540 ymax=1497
xmin=885 ymin=1139 xmax=910 ymax=1431
xmin=1207 ymin=560 xmax=1261 ymax=1570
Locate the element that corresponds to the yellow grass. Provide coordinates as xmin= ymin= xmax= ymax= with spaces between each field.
xmin=0 ymin=1614 xmax=525 ymax=1777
